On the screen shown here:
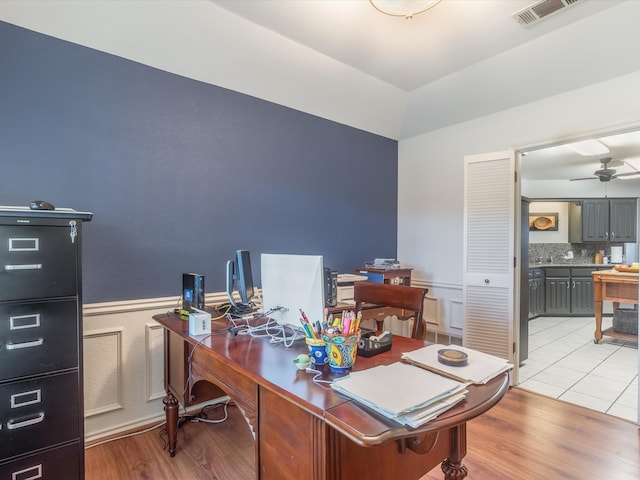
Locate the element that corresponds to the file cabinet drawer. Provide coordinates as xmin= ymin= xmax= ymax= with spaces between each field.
xmin=0 ymin=299 xmax=78 ymax=381
xmin=0 ymin=441 xmax=81 ymax=479
xmin=0 ymin=371 xmax=80 ymax=461
xmin=0 ymin=225 xmax=77 ymax=302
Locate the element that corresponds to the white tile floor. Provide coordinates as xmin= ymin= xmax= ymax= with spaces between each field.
xmin=518 ymin=315 xmax=638 ymax=423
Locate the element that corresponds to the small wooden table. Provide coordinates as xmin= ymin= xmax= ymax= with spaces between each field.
xmin=355 ymin=267 xmax=412 ymax=286
xmin=153 ymin=311 xmax=509 ymax=480
xmin=592 ymin=269 xmax=639 ymax=343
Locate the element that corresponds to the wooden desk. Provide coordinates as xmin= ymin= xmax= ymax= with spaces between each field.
xmin=153 ymin=312 xmax=508 ymax=480
xmin=592 ymin=269 xmax=639 ymax=343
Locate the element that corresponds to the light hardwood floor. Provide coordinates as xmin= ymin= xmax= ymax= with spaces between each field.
xmin=85 ymin=388 xmax=640 ymax=480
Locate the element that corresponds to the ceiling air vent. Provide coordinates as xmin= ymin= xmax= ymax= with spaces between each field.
xmin=512 ymin=0 xmax=583 ymax=27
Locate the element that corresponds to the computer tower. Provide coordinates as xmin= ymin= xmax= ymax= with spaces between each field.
xmin=182 ymin=273 xmax=205 ymax=312
xmin=324 ymin=267 xmax=337 ymax=307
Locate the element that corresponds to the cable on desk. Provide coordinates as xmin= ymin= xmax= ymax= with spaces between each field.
xmin=305 ymin=367 xmax=335 ymax=388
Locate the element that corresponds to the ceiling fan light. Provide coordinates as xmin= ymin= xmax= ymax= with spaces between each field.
xmin=369 ymin=0 xmax=441 ymax=19
xmin=564 ymin=139 xmax=610 ymax=156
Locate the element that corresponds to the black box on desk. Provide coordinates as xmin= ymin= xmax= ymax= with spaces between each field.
xmin=324 ymin=267 xmax=337 ymax=307
xmin=357 ymin=329 xmax=392 ymax=357
xmin=182 ymin=273 xmax=205 ymax=312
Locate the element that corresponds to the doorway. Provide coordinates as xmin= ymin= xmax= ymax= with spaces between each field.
xmin=516 ymin=129 xmax=639 ymax=423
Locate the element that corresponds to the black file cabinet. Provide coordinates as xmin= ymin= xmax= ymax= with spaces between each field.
xmin=0 ymin=207 xmax=92 ymax=479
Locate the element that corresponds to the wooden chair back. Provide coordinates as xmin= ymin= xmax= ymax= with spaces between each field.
xmin=353 ymin=282 xmax=428 ymax=339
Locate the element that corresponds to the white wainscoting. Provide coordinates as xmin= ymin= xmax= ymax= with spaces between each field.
xmin=81 ymin=283 xmax=462 ymax=442
xmin=82 ymin=292 xmax=230 ymax=442
xmin=412 ymin=279 xmax=463 ymax=344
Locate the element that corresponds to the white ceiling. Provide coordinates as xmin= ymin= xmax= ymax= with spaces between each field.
xmin=211 ymin=0 xmax=620 ymax=92
xmin=213 ymin=0 xmax=640 ymax=182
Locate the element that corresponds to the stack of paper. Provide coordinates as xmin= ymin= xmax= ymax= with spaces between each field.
xmin=331 ymin=362 xmax=468 ymax=428
xmin=401 ymin=344 xmax=512 ymax=384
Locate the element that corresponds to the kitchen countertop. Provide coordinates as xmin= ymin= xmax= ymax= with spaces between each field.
xmin=529 ymin=263 xmax=616 ymax=268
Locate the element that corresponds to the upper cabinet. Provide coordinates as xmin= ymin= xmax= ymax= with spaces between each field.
xmin=576 ymin=198 xmax=637 ymax=242
xmin=581 ymin=199 xmax=610 ymax=242
xmin=609 ymin=199 xmax=637 ymax=242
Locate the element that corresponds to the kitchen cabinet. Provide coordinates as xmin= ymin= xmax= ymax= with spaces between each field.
xmin=541 ymin=266 xmax=610 ymax=316
xmin=528 ymin=267 xmax=545 ymax=318
xmin=570 ymin=268 xmax=597 ymax=314
xmin=609 ymin=199 xmax=637 ymax=242
xmin=0 ymin=207 xmax=91 ymax=479
xmin=580 ymin=198 xmax=637 ymax=242
xmin=544 ymin=268 xmax=571 ymax=315
xmin=581 ymin=199 xmax=609 ymax=242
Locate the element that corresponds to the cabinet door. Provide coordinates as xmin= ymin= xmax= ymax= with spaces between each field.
xmin=528 ymin=279 xmax=535 ymax=318
xmin=545 ymin=278 xmax=571 ymax=314
xmin=571 ymin=278 xmax=594 ymax=314
xmin=582 ymin=200 xmax=609 ymax=242
xmin=535 ymin=278 xmax=545 ymax=315
xmin=610 ymin=199 xmax=637 ymax=242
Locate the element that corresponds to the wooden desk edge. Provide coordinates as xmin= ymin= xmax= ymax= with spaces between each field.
xmin=324 ymin=372 xmax=510 ymax=448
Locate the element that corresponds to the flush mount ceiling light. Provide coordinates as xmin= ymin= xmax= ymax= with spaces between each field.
xmin=369 ymin=0 xmax=442 ymax=19
xmin=564 ymin=139 xmax=610 ymax=156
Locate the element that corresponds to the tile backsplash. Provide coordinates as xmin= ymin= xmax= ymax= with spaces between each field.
xmin=529 ymin=242 xmax=620 ymax=264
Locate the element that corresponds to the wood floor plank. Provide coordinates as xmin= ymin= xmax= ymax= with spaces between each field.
xmin=86 ymin=388 xmax=639 ymax=480
xmin=420 ymin=388 xmax=640 ymax=480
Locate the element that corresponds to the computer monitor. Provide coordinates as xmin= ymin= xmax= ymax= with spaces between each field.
xmin=260 ymin=253 xmax=325 ymax=329
xmin=226 ymin=249 xmax=255 ymax=310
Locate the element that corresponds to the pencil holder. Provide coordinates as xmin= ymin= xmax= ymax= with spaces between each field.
xmin=322 ymin=330 xmax=361 ymax=373
xmin=306 ymin=337 xmax=328 ymax=365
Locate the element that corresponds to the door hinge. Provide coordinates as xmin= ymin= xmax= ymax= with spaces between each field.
xmin=514 ymin=171 xmax=518 ymax=182
xmin=513 ymin=342 xmax=517 ymax=354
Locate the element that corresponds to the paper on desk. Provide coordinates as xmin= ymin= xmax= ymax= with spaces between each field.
xmin=401 ymin=344 xmax=512 ymax=384
xmin=395 ymin=391 xmax=467 ymax=428
xmin=331 ymin=362 xmax=468 ymax=420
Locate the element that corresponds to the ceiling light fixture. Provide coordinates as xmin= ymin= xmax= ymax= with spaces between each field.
xmin=369 ymin=0 xmax=441 ymax=19
xmin=564 ymin=139 xmax=610 ymax=156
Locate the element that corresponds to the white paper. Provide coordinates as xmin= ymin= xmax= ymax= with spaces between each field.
xmin=332 ymin=362 xmax=467 ymax=417
xmin=401 ymin=344 xmax=512 ymax=384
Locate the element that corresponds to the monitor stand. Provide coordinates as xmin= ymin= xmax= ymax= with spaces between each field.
xmin=229 ymin=303 xmax=256 ymax=317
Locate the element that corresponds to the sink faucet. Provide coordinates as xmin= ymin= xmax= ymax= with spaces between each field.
xmin=549 ymin=255 xmax=554 ymax=263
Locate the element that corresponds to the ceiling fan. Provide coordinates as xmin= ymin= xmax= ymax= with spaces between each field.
xmin=569 ymin=157 xmax=640 ymax=182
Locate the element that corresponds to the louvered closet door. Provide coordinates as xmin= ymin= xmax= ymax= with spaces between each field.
xmin=463 ymin=151 xmax=517 ymax=366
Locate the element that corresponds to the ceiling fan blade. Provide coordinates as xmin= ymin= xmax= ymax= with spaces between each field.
xmin=569 ymin=177 xmax=597 ymax=181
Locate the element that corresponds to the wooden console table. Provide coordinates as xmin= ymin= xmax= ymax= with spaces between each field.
xmin=355 ymin=267 xmax=412 ymax=286
xmin=153 ymin=312 xmax=508 ymax=480
xmin=592 ymin=269 xmax=639 ymax=343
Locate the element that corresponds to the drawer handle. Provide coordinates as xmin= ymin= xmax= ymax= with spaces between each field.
xmin=5 ymin=338 xmax=44 ymax=350
xmin=6 ymin=412 xmax=45 ymax=430
xmin=12 ymin=464 xmax=42 ymax=480
xmin=4 ymin=264 xmax=43 ymax=271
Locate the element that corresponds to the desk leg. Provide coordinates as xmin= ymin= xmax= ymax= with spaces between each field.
xmin=163 ymin=392 xmax=179 ymax=457
xmin=441 ymin=424 xmax=467 ymax=480
xmin=593 ymin=281 xmax=603 ymax=343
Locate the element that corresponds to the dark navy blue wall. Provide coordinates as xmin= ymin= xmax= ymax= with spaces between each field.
xmin=0 ymin=22 xmax=398 ymax=303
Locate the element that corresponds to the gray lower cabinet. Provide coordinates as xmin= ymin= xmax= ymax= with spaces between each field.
xmin=544 ymin=268 xmax=571 ymax=315
xmin=528 ymin=268 xmax=545 ymax=318
xmin=570 ymin=268 xmax=596 ymax=314
xmin=540 ymin=266 xmax=610 ymax=316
